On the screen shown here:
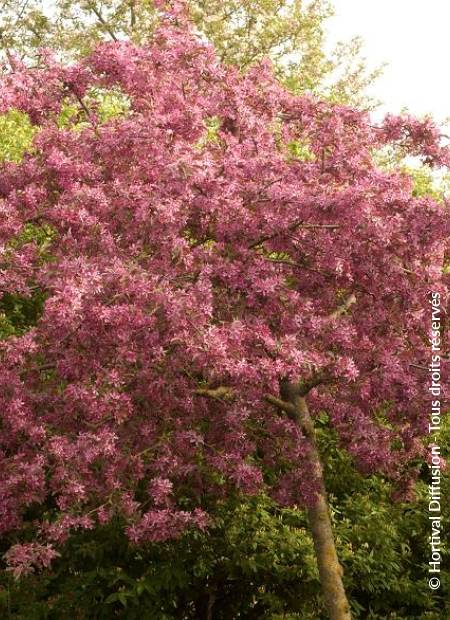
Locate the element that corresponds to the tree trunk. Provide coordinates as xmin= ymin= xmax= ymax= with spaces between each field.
xmin=293 ymin=394 xmax=352 ymax=620
xmin=206 ymin=587 xmax=215 ymax=620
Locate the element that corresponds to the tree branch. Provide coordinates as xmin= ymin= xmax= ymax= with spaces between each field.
xmin=249 ymin=221 xmax=340 ymax=250
xmin=86 ymin=2 xmax=118 ymax=41
xmin=195 ymin=386 xmax=234 ymax=401
xmin=129 ymin=0 xmax=136 ymax=30
xmin=328 ymin=293 xmax=356 ymax=320
xmin=248 ymin=219 xmax=304 ymax=249
xmin=297 ymin=372 xmax=329 ymax=396
xmin=264 ymin=394 xmax=298 ymax=419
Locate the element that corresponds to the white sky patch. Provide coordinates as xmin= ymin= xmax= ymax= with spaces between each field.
xmin=326 ymin=0 xmax=450 ymax=123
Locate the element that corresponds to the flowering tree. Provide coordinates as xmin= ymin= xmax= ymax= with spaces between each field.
xmin=0 ymin=5 xmax=448 ymax=618
xmin=0 ymin=0 xmax=380 ymax=107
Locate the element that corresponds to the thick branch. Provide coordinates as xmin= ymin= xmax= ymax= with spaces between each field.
xmin=195 ymin=386 xmax=234 ymax=401
xmin=298 ymin=371 xmax=329 ymax=396
xmin=264 ymin=394 xmax=298 ymax=419
xmin=296 ymin=223 xmax=341 ymax=230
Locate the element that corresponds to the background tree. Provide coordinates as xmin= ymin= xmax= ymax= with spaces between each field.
xmin=0 ymin=0 xmax=381 ymax=107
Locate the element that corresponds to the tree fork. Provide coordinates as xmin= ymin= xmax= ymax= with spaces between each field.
xmin=291 ymin=389 xmax=351 ymax=620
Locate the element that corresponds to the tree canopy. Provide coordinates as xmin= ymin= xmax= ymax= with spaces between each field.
xmin=0 ymin=4 xmax=449 ymax=617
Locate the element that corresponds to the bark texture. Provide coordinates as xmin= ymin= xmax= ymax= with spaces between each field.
xmin=291 ymin=389 xmax=352 ymax=620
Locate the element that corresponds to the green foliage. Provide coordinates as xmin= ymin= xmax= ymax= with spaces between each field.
xmin=374 ymin=141 xmax=450 ymax=202
xmin=0 ymin=499 xmax=319 ymax=619
xmin=196 ymin=116 xmax=222 ymax=149
xmin=286 ymin=139 xmax=316 ymax=162
xmin=0 ymin=291 xmax=45 ymax=339
xmin=2 ymin=419 xmax=448 ymax=619
xmin=407 ymin=166 xmax=450 ymax=201
xmin=0 ymin=110 xmax=36 ymax=162
xmin=95 ymin=89 xmax=130 ymax=123
xmin=0 ymin=223 xmax=54 ymax=339
xmin=57 ymin=88 xmax=130 ymax=129
xmin=320 ymin=417 xmax=450 ymax=620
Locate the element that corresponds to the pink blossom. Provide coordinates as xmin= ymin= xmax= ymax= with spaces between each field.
xmin=0 ymin=8 xmax=448 ymax=571
xmin=4 ymin=543 xmax=60 ymax=579
xmin=149 ymin=477 xmax=173 ymax=506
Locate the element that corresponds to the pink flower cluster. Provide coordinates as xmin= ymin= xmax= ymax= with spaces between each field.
xmin=4 ymin=543 xmax=60 ymax=579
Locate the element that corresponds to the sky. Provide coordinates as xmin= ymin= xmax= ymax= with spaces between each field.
xmin=326 ymin=0 xmax=450 ymax=123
